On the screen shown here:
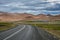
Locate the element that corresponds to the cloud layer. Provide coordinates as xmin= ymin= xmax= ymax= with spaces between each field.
xmin=0 ymin=0 xmax=60 ymax=15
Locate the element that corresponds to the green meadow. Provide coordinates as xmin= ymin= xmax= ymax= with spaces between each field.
xmin=0 ymin=21 xmax=60 ymax=38
xmin=0 ymin=22 xmax=17 ymax=31
xmin=22 ymin=21 xmax=60 ymax=38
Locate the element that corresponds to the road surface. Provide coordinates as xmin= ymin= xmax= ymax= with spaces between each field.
xmin=0 ymin=25 xmax=60 ymax=40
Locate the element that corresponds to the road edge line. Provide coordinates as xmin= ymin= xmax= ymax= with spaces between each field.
xmin=3 ymin=25 xmax=26 ymax=40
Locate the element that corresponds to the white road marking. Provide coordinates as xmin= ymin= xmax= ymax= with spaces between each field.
xmin=3 ymin=25 xmax=26 ymax=40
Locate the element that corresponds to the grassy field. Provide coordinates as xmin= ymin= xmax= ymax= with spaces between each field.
xmin=0 ymin=21 xmax=60 ymax=38
xmin=34 ymin=24 xmax=60 ymax=30
xmin=30 ymin=23 xmax=60 ymax=38
xmin=21 ymin=21 xmax=60 ymax=38
xmin=0 ymin=22 xmax=17 ymax=31
xmin=34 ymin=24 xmax=60 ymax=38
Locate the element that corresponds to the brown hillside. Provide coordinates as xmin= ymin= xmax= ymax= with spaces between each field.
xmin=0 ymin=12 xmax=60 ymax=22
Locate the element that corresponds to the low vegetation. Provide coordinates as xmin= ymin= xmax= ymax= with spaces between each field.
xmin=35 ymin=24 xmax=60 ymax=30
xmin=22 ymin=21 xmax=60 ymax=38
xmin=0 ymin=22 xmax=17 ymax=31
xmin=35 ymin=24 xmax=60 ymax=38
xmin=0 ymin=21 xmax=60 ymax=38
xmin=31 ymin=24 xmax=60 ymax=38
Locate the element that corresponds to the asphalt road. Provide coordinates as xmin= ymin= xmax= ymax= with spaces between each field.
xmin=0 ymin=25 xmax=60 ymax=40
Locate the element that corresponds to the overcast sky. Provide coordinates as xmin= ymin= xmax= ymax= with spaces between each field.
xmin=0 ymin=0 xmax=60 ymax=15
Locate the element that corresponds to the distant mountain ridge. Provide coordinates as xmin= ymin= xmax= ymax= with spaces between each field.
xmin=0 ymin=12 xmax=60 ymax=22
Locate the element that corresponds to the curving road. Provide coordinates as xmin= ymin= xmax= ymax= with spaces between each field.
xmin=0 ymin=25 xmax=59 ymax=40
